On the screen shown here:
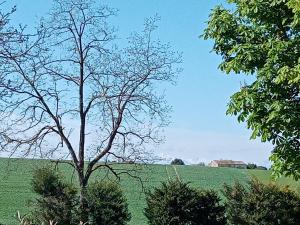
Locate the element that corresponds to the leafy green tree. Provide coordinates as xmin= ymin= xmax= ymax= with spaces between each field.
xmin=203 ymin=0 xmax=300 ymax=179
xmin=223 ymin=179 xmax=300 ymax=225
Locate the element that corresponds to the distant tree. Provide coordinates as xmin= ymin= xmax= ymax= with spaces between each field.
xmin=197 ymin=162 xmax=206 ymax=167
xmin=256 ymin=166 xmax=268 ymax=170
xmin=204 ymin=0 xmax=300 ymax=179
xmin=223 ymin=179 xmax=300 ymax=225
xmin=247 ymin=163 xmax=257 ymax=169
xmin=171 ymin=158 xmax=185 ymax=165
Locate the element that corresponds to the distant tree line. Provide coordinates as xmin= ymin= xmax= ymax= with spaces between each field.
xmin=170 ymin=159 xmax=268 ymax=170
xmin=247 ymin=163 xmax=268 ymax=170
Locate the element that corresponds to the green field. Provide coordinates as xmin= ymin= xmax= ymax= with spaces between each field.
xmin=0 ymin=158 xmax=299 ymax=225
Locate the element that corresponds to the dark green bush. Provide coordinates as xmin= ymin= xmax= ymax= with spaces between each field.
xmin=86 ymin=181 xmax=131 ymax=225
xmin=170 ymin=158 xmax=185 ymax=165
xmin=144 ymin=179 xmax=226 ymax=225
xmin=246 ymin=163 xmax=257 ymax=169
xmin=32 ymin=166 xmax=69 ymax=197
xmin=256 ymin=166 xmax=268 ymax=170
xmin=223 ymin=179 xmax=300 ymax=225
xmin=27 ymin=167 xmax=132 ymax=225
xmin=29 ymin=166 xmax=78 ymax=225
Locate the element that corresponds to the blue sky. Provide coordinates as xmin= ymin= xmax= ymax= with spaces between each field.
xmin=4 ymin=0 xmax=272 ymax=166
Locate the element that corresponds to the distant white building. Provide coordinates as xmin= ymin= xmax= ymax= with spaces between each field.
xmin=209 ymin=160 xmax=247 ymax=169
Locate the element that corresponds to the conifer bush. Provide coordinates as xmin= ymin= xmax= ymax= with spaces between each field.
xmin=28 ymin=167 xmax=131 ymax=225
xmin=29 ymin=166 xmax=78 ymax=225
xmin=86 ymin=181 xmax=131 ymax=225
xmin=223 ymin=179 xmax=300 ymax=225
xmin=144 ymin=179 xmax=226 ymax=225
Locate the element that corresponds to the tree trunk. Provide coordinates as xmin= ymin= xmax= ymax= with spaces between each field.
xmin=78 ymin=171 xmax=88 ymax=222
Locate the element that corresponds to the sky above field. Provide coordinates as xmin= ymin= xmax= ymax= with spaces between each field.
xmin=3 ymin=0 xmax=272 ymax=166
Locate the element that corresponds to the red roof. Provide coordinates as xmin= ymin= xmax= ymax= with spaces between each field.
xmin=212 ymin=160 xmax=246 ymax=165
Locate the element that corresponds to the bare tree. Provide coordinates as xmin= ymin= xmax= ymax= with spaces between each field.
xmin=0 ymin=0 xmax=181 ymax=214
xmin=0 ymin=3 xmax=28 ymax=62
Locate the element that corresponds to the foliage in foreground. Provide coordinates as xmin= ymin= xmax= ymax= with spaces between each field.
xmin=223 ymin=179 xmax=300 ymax=225
xmin=27 ymin=167 xmax=130 ymax=225
xmin=203 ymin=0 xmax=300 ymax=179
xmin=144 ymin=179 xmax=226 ymax=225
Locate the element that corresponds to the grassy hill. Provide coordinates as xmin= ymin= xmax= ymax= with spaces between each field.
xmin=0 ymin=158 xmax=299 ymax=225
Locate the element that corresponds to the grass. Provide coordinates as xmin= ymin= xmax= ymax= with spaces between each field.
xmin=248 ymin=169 xmax=300 ymax=192
xmin=0 ymin=158 xmax=299 ymax=225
